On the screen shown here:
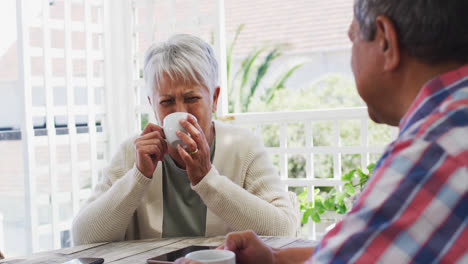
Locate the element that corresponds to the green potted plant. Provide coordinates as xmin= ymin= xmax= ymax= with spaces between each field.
xmin=299 ymin=163 xmax=376 ymax=225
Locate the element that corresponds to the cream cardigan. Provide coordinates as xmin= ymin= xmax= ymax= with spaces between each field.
xmin=72 ymin=121 xmax=298 ymax=245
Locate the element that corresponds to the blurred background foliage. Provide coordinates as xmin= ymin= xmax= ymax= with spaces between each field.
xmin=226 ymin=24 xmax=304 ymax=113
xmin=250 ymin=73 xmax=388 ymax=180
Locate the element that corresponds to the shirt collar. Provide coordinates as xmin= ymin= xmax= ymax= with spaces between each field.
xmin=398 ymin=64 xmax=468 ymax=132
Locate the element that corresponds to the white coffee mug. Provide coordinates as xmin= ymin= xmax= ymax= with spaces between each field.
xmin=162 ymin=112 xmax=197 ymax=149
xmin=185 ymin=249 xmax=235 ymax=264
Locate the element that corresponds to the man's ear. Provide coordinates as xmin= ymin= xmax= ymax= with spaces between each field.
xmin=375 ymin=16 xmax=400 ymax=71
xmin=211 ymin=87 xmax=221 ymax=113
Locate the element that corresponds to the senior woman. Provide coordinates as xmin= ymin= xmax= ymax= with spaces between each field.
xmin=71 ymin=34 xmax=298 ymax=245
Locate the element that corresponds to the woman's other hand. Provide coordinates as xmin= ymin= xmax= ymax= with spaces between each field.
xmin=176 ymin=114 xmax=212 ymax=185
xmin=134 ymin=123 xmax=168 ymax=178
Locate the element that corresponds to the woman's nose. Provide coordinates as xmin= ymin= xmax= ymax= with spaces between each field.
xmin=174 ymin=102 xmax=188 ymax=113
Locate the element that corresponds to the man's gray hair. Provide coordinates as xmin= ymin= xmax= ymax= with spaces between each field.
xmin=354 ymin=0 xmax=468 ymax=64
xmin=143 ymin=34 xmax=219 ymax=98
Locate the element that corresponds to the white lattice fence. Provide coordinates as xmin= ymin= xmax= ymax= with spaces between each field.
xmin=226 ymin=108 xmax=397 ymax=239
xmin=17 ymin=0 xmax=108 ymax=253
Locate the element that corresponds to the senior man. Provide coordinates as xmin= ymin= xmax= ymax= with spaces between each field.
xmin=176 ymin=0 xmax=468 ymax=263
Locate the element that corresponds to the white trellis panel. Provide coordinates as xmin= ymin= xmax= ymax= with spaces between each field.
xmin=17 ymin=0 xmax=109 ymax=253
xmin=64 ymin=0 xmax=80 ymax=222
xmin=84 ymin=0 xmax=99 ymax=189
xmin=41 ymin=0 xmax=60 ymax=248
xmin=17 ymin=0 xmax=38 ymax=254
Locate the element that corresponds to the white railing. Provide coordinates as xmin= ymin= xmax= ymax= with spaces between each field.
xmin=224 ymin=108 xmax=397 ymax=239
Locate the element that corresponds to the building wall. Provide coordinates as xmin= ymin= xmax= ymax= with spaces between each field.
xmin=227 ymin=49 xmax=353 ymax=108
xmin=277 ymin=49 xmax=353 ymax=90
xmin=0 ymin=81 xmax=22 ymax=130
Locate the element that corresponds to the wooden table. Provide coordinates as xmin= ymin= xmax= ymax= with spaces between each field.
xmin=0 ymin=236 xmax=318 ymax=264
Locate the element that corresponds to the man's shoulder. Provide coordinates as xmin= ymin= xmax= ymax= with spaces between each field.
xmin=408 ymin=89 xmax=468 ymax=145
xmin=383 ymin=92 xmax=468 ymax=181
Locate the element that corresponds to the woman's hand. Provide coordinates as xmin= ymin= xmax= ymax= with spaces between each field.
xmin=134 ymin=123 xmax=168 ymax=178
xmin=176 ymin=114 xmax=212 ymax=185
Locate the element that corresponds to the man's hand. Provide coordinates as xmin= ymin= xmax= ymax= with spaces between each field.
xmin=174 ymin=258 xmax=204 ymax=264
xmin=220 ymin=231 xmax=275 ymax=264
xmin=134 ymin=123 xmax=168 ymax=178
xmin=220 ymin=231 xmax=316 ymax=264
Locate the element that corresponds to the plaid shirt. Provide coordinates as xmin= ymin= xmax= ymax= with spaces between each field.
xmin=312 ymin=65 xmax=468 ymax=264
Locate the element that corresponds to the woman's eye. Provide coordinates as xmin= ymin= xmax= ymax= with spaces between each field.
xmin=160 ymin=99 xmax=174 ymax=105
xmin=185 ymin=97 xmax=200 ymax=102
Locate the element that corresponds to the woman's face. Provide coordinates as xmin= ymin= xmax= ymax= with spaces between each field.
xmin=150 ymin=77 xmax=220 ymax=143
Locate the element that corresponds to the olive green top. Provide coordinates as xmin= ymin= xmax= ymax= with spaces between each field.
xmin=161 ymin=136 xmax=215 ymax=237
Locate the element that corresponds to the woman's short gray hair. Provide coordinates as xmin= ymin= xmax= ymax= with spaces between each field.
xmin=143 ymin=34 xmax=219 ymax=98
xmin=354 ymin=0 xmax=468 ymax=64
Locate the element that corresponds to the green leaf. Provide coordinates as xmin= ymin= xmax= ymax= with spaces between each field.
xmin=226 ymin=24 xmax=245 ymax=91
xmin=335 ymin=192 xmax=346 ymax=204
xmin=367 ymin=163 xmax=376 ymax=173
xmin=344 ymin=183 xmax=355 ymax=195
xmin=357 ymin=168 xmax=367 ymax=178
xmin=323 ymin=197 xmax=334 ymax=210
xmin=336 ymin=203 xmax=347 ymax=214
xmin=297 ymin=190 xmax=307 ymax=203
xmin=314 ymin=188 xmax=320 ymax=195
xmin=314 ymin=195 xmax=324 ymax=203
xmin=316 ymin=206 xmax=325 ymax=215
xmin=244 ymin=49 xmax=281 ymax=111
xmin=341 ymin=169 xmax=356 ymax=181
xmin=265 ymin=63 xmax=304 ymax=103
xmin=302 ymin=210 xmax=310 ymax=224
xmin=311 ymin=211 xmax=321 ymax=223
xmin=314 ymin=200 xmax=324 ymax=210
xmin=239 ymin=48 xmax=266 ymax=111
xmin=240 ymin=48 xmax=265 ymax=89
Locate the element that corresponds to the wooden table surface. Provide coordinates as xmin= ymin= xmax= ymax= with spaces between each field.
xmin=1 ymin=236 xmax=318 ymax=264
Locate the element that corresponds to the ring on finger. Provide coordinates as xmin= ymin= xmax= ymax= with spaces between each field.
xmin=189 ymin=148 xmax=199 ymax=155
